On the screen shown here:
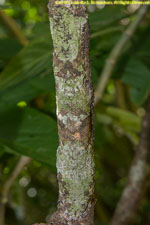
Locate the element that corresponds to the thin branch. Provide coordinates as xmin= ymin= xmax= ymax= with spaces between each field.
xmin=0 ymin=9 xmax=32 ymax=225
xmin=0 ymin=156 xmax=31 ymax=225
xmin=94 ymin=6 xmax=150 ymax=225
xmin=94 ymin=5 xmax=149 ymax=105
xmin=90 ymin=26 xmax=123 ymax=39
xmin=0 ymin=9 xmax=28 ymax=46
xmin=109 ymin=100 xmax=150 ymax=225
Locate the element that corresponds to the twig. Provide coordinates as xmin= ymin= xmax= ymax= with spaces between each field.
xmin=0 ymin=9 xmax=32 ymax=225
xmin=0 ymin=156 xmax=31 ymax=225
xmin=90 ymin=26 xmax=123 ymax=39
xmin=0 ymin=9 xmax=28 ymax=46
xmin=94 ymin=5 xmax=149 ymax=105
xmin=94 ymin=6 xmax=150 ymax=225
xmin=109 ymin=100 xmax=150 ymax=225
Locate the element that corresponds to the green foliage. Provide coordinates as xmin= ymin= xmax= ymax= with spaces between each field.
xmin=0 ymin=38 xmax=22 ymax=67
xmin=0 ymin=36 xmax=55 ymax=108
xmin=0 ymin=2 xmax=150 ymax=225
xmin=0 ymin=106 xmax=58 ymax=169
xmin=89 ymin=6 xmax=127 ymax=31
xmin=122 ymin=58 xmax=150 ymax=104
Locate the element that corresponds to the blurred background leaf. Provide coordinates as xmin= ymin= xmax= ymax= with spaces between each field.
xmin=0 ymin=1 xmax=150 ymax=225
xmin=0 ymin=106 xmax=58 ymax=169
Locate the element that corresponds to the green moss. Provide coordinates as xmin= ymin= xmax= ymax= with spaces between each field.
xmin=49 ymin=4 xmax=94 ymax=220
xmin=57 ymin=141 xmax=94 ymax=217
xmin=55 ymin=75 xmax=91 ymax=113
xmin=50 ymin=7 xmax=86 ymax=62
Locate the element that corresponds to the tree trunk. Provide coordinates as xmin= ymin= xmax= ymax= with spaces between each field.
xmin=110 ymin=100 xmax=150 ymax=225
xmin=47 ymin=1 xmax=95 ymax=224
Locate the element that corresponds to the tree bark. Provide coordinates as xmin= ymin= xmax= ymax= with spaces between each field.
xmin=47 ymin=1 xmax=95 ymax=225
xmin=109 ymin=100 xmax=150 ymax=225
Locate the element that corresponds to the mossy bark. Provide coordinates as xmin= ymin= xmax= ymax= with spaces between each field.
xmin=48 ymin=1 xmax=95 ymax=224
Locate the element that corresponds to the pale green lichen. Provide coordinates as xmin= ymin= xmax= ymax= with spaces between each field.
xmin=50 ymin=7 xmax=87 ymax=62
xmin=57 ymin=112 xmax=88 ymax=127
xmin=57 ymin=141 xmax=94 ymax=218
xmin=129 ymin=159 xmax=146 ymax=183
xmin=49 ymin=4 xmax=94 ymax=222
xmin=54 ymin=66 xmax=60 ymax=73
xmin=55 ymin=76 xmax=91 ymax=113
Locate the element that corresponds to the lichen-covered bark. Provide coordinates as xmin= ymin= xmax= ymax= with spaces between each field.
xmin=110 ymin=100 xmax=150 ymax=225
xmin=48 ymin=1 xmax=95 ymax=224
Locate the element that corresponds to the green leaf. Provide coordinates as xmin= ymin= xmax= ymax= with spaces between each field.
xmin=0 ymin=106 xmax=58 ymax=169
xmin=0 ymin=4 xmax=12 ymax=9
xmin=89 ymin=6 xmax=127 ymax=32
xmin=106 ymin=106 xmax=141 ymax=131
xmin=0 ymin=36 xmax=53 ymax=106
xmin=31 ymin=22 xmax=50 ymax=38
xmin=121 ymin=59 xmax=150 ymax=105
xmin=105 ymin=106 xmax=141 ymax=144
xmin=0 ymin=73 xmax=53 ymax=106
xmin=0 ymin=38 xmax=22 ymax=61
